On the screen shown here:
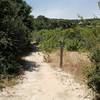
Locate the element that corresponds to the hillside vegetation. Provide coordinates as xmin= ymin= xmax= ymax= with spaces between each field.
xmin=0 ymin=0 xmax=100 ymax=99
xmin=32 ymin=17 xmax=100 ymax=99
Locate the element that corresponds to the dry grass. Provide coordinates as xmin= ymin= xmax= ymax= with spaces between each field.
xmin=46 ymin=50 xmax=91 ymax=82
xmin=0 ymin=75 xmax=23 ymax=91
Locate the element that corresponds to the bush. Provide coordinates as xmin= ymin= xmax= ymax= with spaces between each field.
xmin=90 ymin=48 xmax=100 ymax=64
xmin=0 ymin=0 xmax=33 ymax=77
xmin=87 ymin=47 xmax=100 ymax=97
xmin=65 ymin=39 xmax=81 ymax=51
xmin=32 ymin=28 xmax=85 ymax=52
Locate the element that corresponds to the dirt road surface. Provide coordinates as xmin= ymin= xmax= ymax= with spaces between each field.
xmin=0 ymin=52 xmax=93 ymax=100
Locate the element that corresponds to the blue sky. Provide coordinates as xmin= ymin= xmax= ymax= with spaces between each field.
xmin=26 ymin=0 xmax=100 ymax=19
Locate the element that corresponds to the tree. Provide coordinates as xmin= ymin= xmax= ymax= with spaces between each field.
xmin=0 ymin=0 xmax=34 ymax=75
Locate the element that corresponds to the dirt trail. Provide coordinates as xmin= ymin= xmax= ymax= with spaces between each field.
xmin=0 ymin=52 xmax=93 ymax=100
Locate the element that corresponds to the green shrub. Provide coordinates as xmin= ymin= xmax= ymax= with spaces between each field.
xmin=90 ymin=48 xmax=100 ymax=64
xmin=32 ymin=28 xmax=85 ymax=52
xmin=87 ymin=47 xmax=100 ymax=96
xmin=0 ymin=0 xmax=33 ymax=77
xmin=65 ymin=39 xmax=81 ymax=51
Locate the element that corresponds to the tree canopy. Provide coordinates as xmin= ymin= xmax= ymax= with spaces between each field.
xmin=0 ymin=0 xmax=34 ymax=75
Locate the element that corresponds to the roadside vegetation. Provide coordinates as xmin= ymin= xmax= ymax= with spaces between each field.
xmin=0 ymin=0 xmax=100 ymax=99
xmin=32 ymin=17 xmax=100 ymax=99
xmin=0 ymin=0 xmax=34 ymax=88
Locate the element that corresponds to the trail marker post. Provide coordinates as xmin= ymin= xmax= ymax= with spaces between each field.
xmin=59 ymin=40 xmax=64 ymax=68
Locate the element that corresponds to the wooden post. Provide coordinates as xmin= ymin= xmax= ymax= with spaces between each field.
xmin=60 ymin=45 xmax=64 ymax=68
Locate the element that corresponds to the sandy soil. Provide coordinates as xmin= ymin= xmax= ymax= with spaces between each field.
xmin=0 ymin=52 xmax=93 ymax=100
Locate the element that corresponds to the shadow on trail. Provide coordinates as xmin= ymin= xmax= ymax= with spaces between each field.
xmin=18 ymin=43 xmax=40 ymax=73
xmin=19 ymin=60 xmax=40 ymax=72
xmin=19 ymin=42 xmax=39 ymax=57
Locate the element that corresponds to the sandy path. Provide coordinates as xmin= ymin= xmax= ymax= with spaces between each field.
xmin=0 ymin=52 xmax=93 ymax=100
